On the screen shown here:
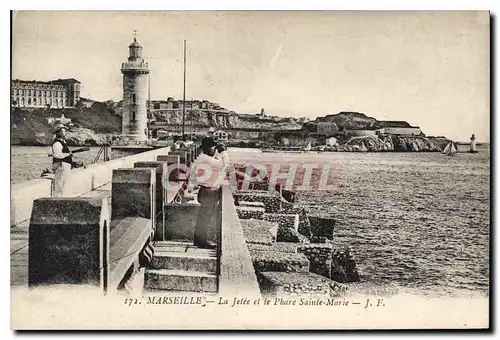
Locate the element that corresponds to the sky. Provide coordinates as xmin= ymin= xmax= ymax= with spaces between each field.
xmin=12 ymin=10 xmax=490 ymax=141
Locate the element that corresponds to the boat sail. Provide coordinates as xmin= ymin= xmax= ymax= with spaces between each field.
xmin=442 ymin=142 xmax=458 ymax=156
xmin=304 ymin=141 xmax=312 ymax=152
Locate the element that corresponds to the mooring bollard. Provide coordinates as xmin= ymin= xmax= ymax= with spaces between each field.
xmin=111 ymin=168 xmax=156 ymax=230
xmin=134 ymin=162 xmax=167 ymax=224
xmin=169 ymin=150 xmax=190 ymax=167
xmin=28 ymin=197 xmax=110 ymax=289
xmin=157 ymin=155 xmax=182 ymax=182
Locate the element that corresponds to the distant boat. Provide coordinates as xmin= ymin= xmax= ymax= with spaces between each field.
xmin=304 ymin=141 xmax=312 ymax=152
xmin=359 ymin=142 xmax=368 ymax=152
xmin=442 ymin=142 xmax=458 ymax=156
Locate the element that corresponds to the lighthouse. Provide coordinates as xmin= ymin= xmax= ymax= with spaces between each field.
xmin=120 ymin=33 xmax=150 ymax=142
xmin=470 ymin=133 xmax=477 ymax=153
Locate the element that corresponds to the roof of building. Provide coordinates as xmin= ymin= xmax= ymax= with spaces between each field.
xmin=12 ymin=78 xmax=81 ymax=84
xmin=378 ymin=120 xmax=411 ymax=128
xmin=129 ymin=38 xmax=141 ymax=48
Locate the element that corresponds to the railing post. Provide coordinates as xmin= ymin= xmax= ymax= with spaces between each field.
xmin=28 ymin=197 xmax=110 ymax=290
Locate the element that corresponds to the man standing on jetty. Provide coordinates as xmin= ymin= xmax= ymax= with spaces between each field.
xmin=51 ymin=123 xmax=72 ymax=197
xmin=188 ymin=136 xmax=229 ymax=249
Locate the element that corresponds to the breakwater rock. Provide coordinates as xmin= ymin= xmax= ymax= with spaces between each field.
xmin=234 ymin=189 xmax=360 ymax=297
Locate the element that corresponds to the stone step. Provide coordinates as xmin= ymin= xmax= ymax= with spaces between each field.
xmin=143 ymin=289 xmax=218 ymax=297
xmin=144 ymin=269 xmax=217 ymax=293
xmin=151 ymin=252 xmax=216 ymax=272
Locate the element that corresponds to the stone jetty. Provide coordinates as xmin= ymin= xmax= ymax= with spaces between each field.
xmin=11 ymin=146 xmax=359 ymax=300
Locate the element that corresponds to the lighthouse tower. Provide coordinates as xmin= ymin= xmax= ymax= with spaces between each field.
xmin=120 ymin=33 xmax=150 ymax=142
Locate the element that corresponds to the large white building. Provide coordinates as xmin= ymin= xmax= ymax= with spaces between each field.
xmin=11 ymin=78 xmax=81 ymax=108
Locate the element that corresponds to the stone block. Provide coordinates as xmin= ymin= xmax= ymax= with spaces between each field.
xmin=234 ymin=191 xmax=292 ymax=213
xmin=134 ymin=161 xmax=167 ymax=204
xmin=28 ymin=197 xmax=109 ymax=289
xmin=163 ymin=203 xmax=200 ymax=241
xmin=151 ymin=253 xmax=216 ymax=272
xmin=157 ymin=154 xmax=178 ymax=164
xmin=145 ymin=269 xmax=216 ymax=292
xmin=273 ymin=242 xmax=300 ymax=253
xmin=257 ymin=272 xmax=331 ymax=297
xmin=264 ymin=213 xmax=299 ymax=231
xmin=238 ymin=201 xmax=266 ymax=209
xmin=297 ymin=208 xmax=312 ymax=238
xmin=247 ymin=242 xmax=299 ymax=254
xmin=111 ymin=168 xmax=156 ymax=229
xmin=178 ymin=148 xmax=193 ymax=163
xmin=236 ymin=206 xmax=265 ymax=220
xmin=250 ymin=250 xmax=309 ymax=273
xmin=169 ymin=150 xmax=190 ymax=167
xmin=308 ymin=215 xmax=336 ymax=240
xmin=297 ymin=243 xmax=333 ymax=278
xmin=247 ymin=244 xmax=273 ymax=253
xmin=277 ymin=227 xmax=311 ymax=243
xmin=160 ymin=154 xmax=187 ymax=182
xmin=241 ymin=219 xmax=278 ymax=245
xmin=331 ymin=246 xmax=360 ymax=283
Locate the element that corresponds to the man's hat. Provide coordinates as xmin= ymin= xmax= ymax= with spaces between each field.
xmin=53 ymin=123 xmax=67 ymax=134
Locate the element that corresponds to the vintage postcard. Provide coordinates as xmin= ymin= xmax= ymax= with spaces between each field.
xmin=10 ymin=10 xmax=490 ymax=330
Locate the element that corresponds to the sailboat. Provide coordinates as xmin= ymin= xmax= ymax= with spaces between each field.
xmin=442 ymin=142 xmax=458 ymax=156
xmin=359 ymin=142 xmax=368 ymax=152
xmin=304 ymin=141 xmax=312 ymax=152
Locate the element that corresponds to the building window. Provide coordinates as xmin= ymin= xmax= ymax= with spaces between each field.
xmin=28 ymin=98 xmax=31 ymax=105
xmin=15 ymin=89 xmax=18 ymax=95
xmin=131 ymin=110 xmax=136 ymax=122
xmin=21 ymin=98 xmax=24 ymax=106
xmin=132 ymin=94 xmax=136 ymax=104
xmin=20 ymin=89 xmax=23 ymax=95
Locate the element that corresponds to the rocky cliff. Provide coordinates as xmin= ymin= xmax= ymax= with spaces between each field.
xmin=11 ymin=98 xmax=449 ymax=151
xmin=153 ymin=109 xmax=304 ymax=130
